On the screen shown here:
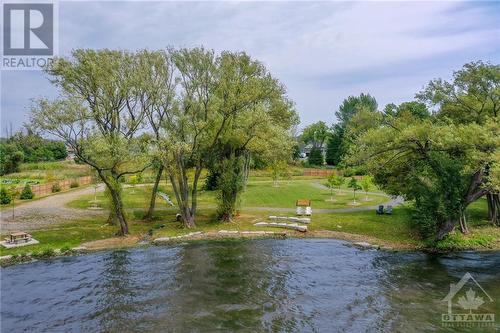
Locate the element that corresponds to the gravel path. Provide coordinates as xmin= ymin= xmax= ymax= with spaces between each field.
xmin=0 ymin=185 xmax=106 ymax=232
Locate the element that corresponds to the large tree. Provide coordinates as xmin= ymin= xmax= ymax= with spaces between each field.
xmin=327 ymin=93 xmax=378 ymax=165
xmin=209 ymin=52 xmax=298 ymax=222
xmin=141 ymin=50 xmax=177 ymax=220
xmin=352 ymin=114 xmax=498 ymax=240
xmin=31 ymin=50 xmax=151 ymax=235
xmin=417 ymin=61 xmax=500 ymax=226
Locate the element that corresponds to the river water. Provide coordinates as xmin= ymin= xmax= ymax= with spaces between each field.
xmin=1 ymin=239 xmax=499 ymax=332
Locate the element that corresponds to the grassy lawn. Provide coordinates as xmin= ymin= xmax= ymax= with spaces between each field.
xmin=242 ymin=180 xmax=386 ymax=209
xmin=0 ymin=217 xmax=151 ymax=256
xmin=1 ymin=178 xmax=498 ymax=257
xmin=66 ymin=179 xmax=387 ymax=211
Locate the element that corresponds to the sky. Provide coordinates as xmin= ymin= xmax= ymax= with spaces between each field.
xmin=1 ymin=0 xmax=499 ymax=136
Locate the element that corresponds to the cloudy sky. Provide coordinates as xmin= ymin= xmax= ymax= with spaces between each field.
xmin=1 ymin=1 xmax=499 ymax=135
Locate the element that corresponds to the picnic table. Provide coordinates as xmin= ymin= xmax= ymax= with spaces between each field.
xmin=6 ymin=232 xmax=32 ymax=244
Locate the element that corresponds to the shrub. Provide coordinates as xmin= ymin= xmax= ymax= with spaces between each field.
xmin=0 ymin=187 xmax=12 ymax=205
xmin=70 ymin=181 xmax=79 ymax=188
xmin=308 ymin=147 xmax=324 ymax=166
xmin=40 ymin=248 xmax=56 ymax=258
xmin=51 ymin=183 xmax=61 ymax=193
xmin=20 ymin=184 xmax=34 ymax=200
xmin=60 ymin=245 xmax=72 ymax=253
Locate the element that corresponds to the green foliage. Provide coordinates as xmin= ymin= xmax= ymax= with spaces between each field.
xmin=0 ymin=131 xmax=67 ymax=176
xmin=330 ymin=93 xmax=379 ymax=165
xmin=327 ymin=174 xmax=344 ymax=190
xmin=348 ymin=178 xmax=361 ymax=191
xmin=325 ymin=131 xmax=343 ymax=165
xmin=301 ymin=121 xmax=331 ymax=148
xmin=384 ymin=101 xmax=430 ymax=120
xmin=432 ymin=233 xmax=495 ymax=251
xmin=59 ymin=245 xmax=72 ymax=253
xmin=0 ymin=187 xmax=12 ymax=204
xmin=19 ymin=184 xmax=34 ymax=200
xmin=0 ymin=143 xmax=24 ymax=175
xmin=204 ymin=168 xmax=220 ymax=191
xmin=51 ymin=183 xmax=61 ymax=193
xmin=70 ymin=181 xmax=79 ymax=188
xmin=216 ymin=156 xmax=246 ymax=221
xmin=308 ymin=147 xmax=324 ymax=166
xmin=360 ymin=176 xmax=373 ymax=193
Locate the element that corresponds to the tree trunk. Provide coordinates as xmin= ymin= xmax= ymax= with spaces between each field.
xmin=98 ymin=170 xmax=129 ymax=235
xmin=110 ymin=187 xmax=128 ymax=235
xmin=168 ymin=165 xmax=197 ymax=229
xmin=436 ymin=219 xmax=456 ymax=241
xmin=144 ymin=165 xmax=164 ymax=220
xmin=459 ymin=211 xmax=469 ymax=234
xmin=487 ymin=193 xmax=500 ymax=225
xmin=106 ymin=209 xmax=117 ymax=226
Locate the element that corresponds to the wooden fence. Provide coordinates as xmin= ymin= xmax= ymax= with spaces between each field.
xmin=302 ymin=169 xmax=364 ymax=180
xmin=23 ymin=176 xmax=92 ymax=197
xmin=303 ymin=169 xmax=337 ymax=177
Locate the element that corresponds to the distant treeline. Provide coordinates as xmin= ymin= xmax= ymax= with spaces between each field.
xmin=0 ymin=130 xmax=67 ymax=175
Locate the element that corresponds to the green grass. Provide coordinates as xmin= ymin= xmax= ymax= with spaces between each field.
xmin=4 ymin=160 xmax=91 ymax=184
xmin=0 ymin=217 xmax=152 ymax=256
xmin=241 ymin=180 xmax=386 ymax=209
xmin=2 ymin=176 xmax=498 ymax=256
xmin=67 ymin=180 xmax=386 ymax=211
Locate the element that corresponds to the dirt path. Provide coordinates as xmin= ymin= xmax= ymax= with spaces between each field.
xmin=0 ymin=185 xmax=106 ymax=232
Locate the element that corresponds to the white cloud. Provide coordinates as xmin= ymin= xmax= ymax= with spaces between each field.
xmin=1 ymin=1 xmax=499 ymax=134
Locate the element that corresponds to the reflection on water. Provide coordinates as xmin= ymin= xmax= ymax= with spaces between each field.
xmin=1 ymin=239 xmax=499 ymax=332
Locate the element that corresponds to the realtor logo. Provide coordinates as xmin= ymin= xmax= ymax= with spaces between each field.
xmin=3 ymin=3 xmax=53 ymax=55
xmin=2 ymin=1 xmax=58 ymax=70
xmin=441 ymin=272 xmax=495 ymax=328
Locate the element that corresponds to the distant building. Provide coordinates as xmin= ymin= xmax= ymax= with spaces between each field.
xmin=300 ymin=143 xmax=327 ymax=159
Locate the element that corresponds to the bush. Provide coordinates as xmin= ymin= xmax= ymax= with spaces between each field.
xmin=308 ymin=147 xmax=324 ymax=166
xmin=51 ymin=183 xmax=62 ymax=193
xmin=203 ymin=169 xmax=220 ymax=191
xmin=0 ymin=187 xmax=12 ymax=205
xmin=70 ymin=181 xmax=79 ymax=188
xmin=40 ymin=248 xmax=56 ymax=258
xmin=20 ymin=184 xmax=34 ymax=200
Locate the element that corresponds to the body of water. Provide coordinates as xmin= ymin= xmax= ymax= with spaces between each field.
xmin=1 ymin=239 xmax=499 ymax=332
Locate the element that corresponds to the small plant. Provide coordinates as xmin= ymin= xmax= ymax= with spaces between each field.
xmin=60 ymin=245 xmax=72 ymax=254
xmin=360 ymin=176 xmax=373 ymax=201
xmin=40 ymin=248 xmax=56 ymax=258
xmin=0 ymin=187 xmax=12 ymax=205
xmin=51 ymin=183 xmax=62 ymax=193
xmin=20 ymin=184 xmax=34 ymax=200
xmin=347 ymin=177 xmax=362 ymax=204
xmin=70 ymin=181 xmax=79 ymax=188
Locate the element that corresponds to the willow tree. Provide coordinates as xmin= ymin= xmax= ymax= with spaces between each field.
xmin=210 ymin=51 xmax=298 ymax=222
xmin=141 ymin=50 xmax=177 ymax=220
xmin=156 ymin=47 xmax=220 ymax=228
xmin=31 ymin=50 xmax=151 ymax=235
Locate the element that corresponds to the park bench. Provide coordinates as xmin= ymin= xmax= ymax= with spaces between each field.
xmin=296 ymin=199 xmax=312 ymax=216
